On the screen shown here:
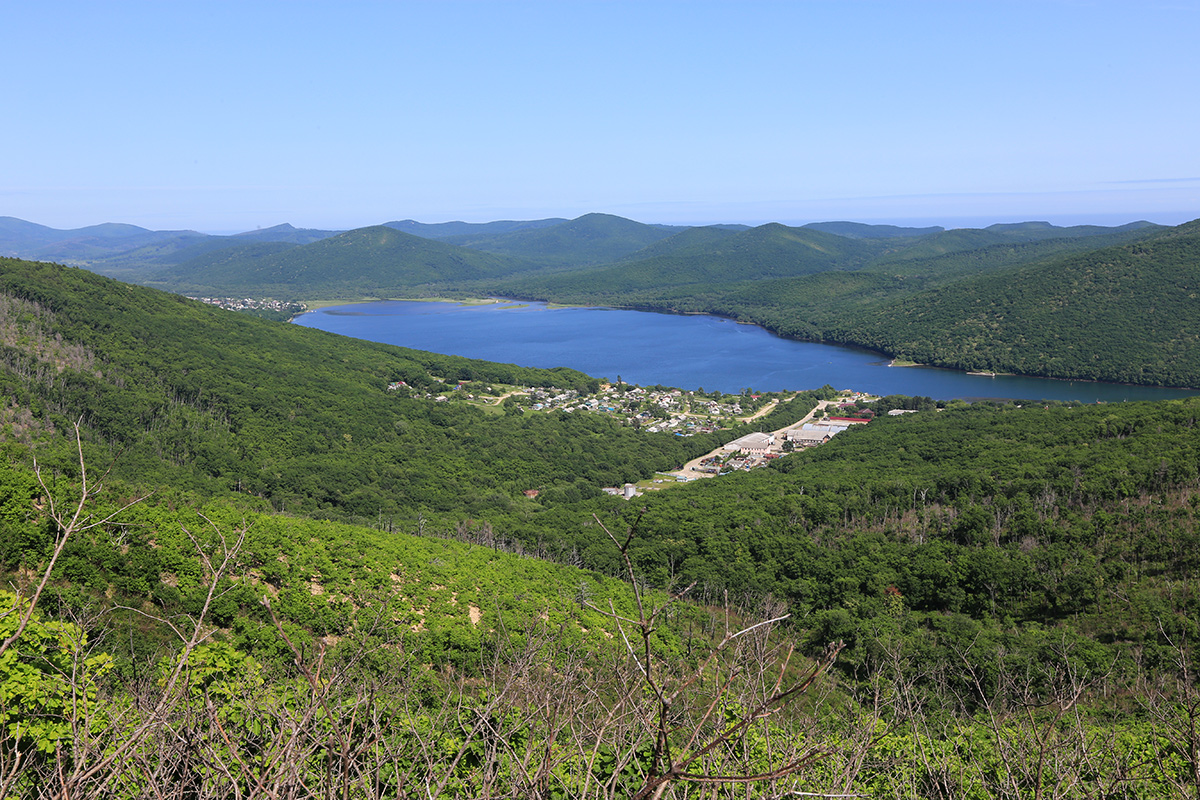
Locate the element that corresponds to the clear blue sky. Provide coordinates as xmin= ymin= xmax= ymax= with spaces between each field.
xmin=6 ymin=0 xmax=1199 ymax=233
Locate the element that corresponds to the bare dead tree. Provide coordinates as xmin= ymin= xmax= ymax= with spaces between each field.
xmin=1142 ymin=624 xmax=1200 ymax=799
xmin=948 ymin=633 xmax=1153 ymax=800
xmin=51 ymin=518 xmax=249 ymax=799
xmin=585 ymin=511 xmax=846 ymax=800
xmin=0 ymin=421 xmax=147 ymax=661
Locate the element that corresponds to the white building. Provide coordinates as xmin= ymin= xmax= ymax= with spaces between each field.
xmin=787 ymin=423 xmax=849 ymax=447
xmin=723 ymin=431 xmax=775 ymax=455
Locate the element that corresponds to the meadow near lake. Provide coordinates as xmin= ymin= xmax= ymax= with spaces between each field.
xmin=294 ymin=300 xmax=1197 ymax=402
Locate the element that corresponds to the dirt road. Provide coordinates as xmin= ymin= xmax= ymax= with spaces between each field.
xmin=667 ymin=399 xmax=837 ymax=481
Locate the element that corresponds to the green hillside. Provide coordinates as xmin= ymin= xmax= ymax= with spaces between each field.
xmin=151 ymin=225 xmax=535 ymax=297
xmin=654 ymin=224 xmax=1170 ymax=342
xmin=613 ymin=223 xmax=743 ymax=261
xmin=831 ymin=219 xmax=1200 ymax=385
xmin=440 ymin=212 xmax=686 ymax=268
xmin=4 ymin=255 xmax=1200 ymax=795
xmin=496 ymin=222 xmax=888 ymax=300
xmin=0 ymin=257 xmax=750 ymax=519
xmin=125 ymin=237 xmax=300 ymax=270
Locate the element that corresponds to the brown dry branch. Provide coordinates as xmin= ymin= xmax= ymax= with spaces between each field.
xmin=1142 ymin=624 xmax=1200 ymax=799
xmin=586 ymin=511 xmax=847 ymax=800
xmin=0 ymin=421 xmax=147 ymax=661
xmin=53 ymin=519 xmax=248 ymax=798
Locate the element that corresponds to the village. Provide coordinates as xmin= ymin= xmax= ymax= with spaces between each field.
xmin=515 ymin=382 xmax=780 ymax=434
xmin=401 ymin=378 xmax=804 ymax=432
xmin=191 ymin=296 xmax=308 ymax=316
xmin=633 ymin=394 xmax=917 ymax=494
xmin=388 ymin=375 xmax=900 ymax=494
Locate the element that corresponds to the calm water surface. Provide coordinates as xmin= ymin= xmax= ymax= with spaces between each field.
xmin=294 ymin=300 xmax=1197 ymax=403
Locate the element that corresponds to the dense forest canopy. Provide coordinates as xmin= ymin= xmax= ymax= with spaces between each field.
xmin=2 ymin=236 xmax=1200 ymax=795
xmin=1 ymin=257 xmax=792 ymax=519
xmin=4 ymin=213 xmax=1195 ymax=388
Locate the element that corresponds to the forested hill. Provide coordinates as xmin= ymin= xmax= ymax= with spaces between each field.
xmin=383 ymin=216 xmax=567 ymax=239
xmin=0 ymin=256 xmax=771 ymax=518
xmin=147 ymin=225 xmax=534 ymax=297
xmin=830 ymin=218 xmax=1200 ymax=386
xmin=6 ymin=252 xmax=1200 ymax=794
xmin=801 ymin=220 xmax=945 ymax=238
xmin=436 ymin=212 xmax=687 ymax=268
xmin=6 ymin=213 xmax=1198 ymax=388
xmin=494 ymin=222 xmax=891 ymax=299
xmin=480 ymin=218 xmax=1196 ymax=387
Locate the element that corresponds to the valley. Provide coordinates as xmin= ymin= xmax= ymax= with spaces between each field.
xmin=294 ymin=297 xmax=1198 ymax=402
xmin=2 ymin=212 xmax=1200 ymax=797
xmin=10 ymin=1 xmax=1197 ymax=793
xmin=9 ymin=211 xmax=1197 ymax=388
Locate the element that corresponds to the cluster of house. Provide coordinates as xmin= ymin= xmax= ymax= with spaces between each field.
xmin=191 ymin=296 xmax=306 ymax=315
xmin=394 ymin=378 xmax=822 ymax=463
xmin=513 ymin=384 xmax=775 ymax=433
xmin=525 ymin=387 xmax=584 ymax=410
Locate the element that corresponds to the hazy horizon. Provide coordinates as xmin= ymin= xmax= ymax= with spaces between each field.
xmin=7 ymin=1 xmax=1197 ymax=232
xmin=8 ymin=208 xmax=1195 ymax=240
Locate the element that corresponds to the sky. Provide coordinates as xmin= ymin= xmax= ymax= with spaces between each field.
xmin=6 ymin=0 xmax=1199 ymax=233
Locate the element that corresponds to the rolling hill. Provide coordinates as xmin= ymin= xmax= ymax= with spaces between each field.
xmin=438 ymin=212 xmax=688 ymax=268
xmin=383 ymin=217 xmax=567 ymax=239
xmin=830 ymin=218 xmax=1200 ymax=385
xmin=494 ymin=222 xmax=890 ymax=300
xmin=801 ymin=220 xmax=945 ymax=239
xmin=0 ymin=217 xmax=345 ymax=284
xmin=0 ymin=216 xmax=208 ymax=263
xmin=148 ymin=225 xmax=536 ymax=297
xmin=4 ymin=245 xmax=1200 ymax=796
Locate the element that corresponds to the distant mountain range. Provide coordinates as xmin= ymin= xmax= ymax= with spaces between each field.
xmin=1 ymin=212 xmax=1152 ymax=293
xmin=152 ymin=225 xmax=524 ymax=297
xmin=4 ymin=211 xmax=1196 ymax=386
xmin=382 ymin=217 xmax=567 ymax=239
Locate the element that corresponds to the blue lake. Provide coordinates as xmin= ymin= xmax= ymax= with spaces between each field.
xmin=294 ymin=300 xmax=1198 ymax=403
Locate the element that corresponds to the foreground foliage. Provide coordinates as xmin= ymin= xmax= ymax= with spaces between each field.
xmin=2 ymin=253 xmax=1200 ymax=795
xmin=2 ymin=431 xmax=1200 ymax=797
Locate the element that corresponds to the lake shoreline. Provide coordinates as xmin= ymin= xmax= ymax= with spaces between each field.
xmin=294 ymin=299 xmax=1199 ymax=401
